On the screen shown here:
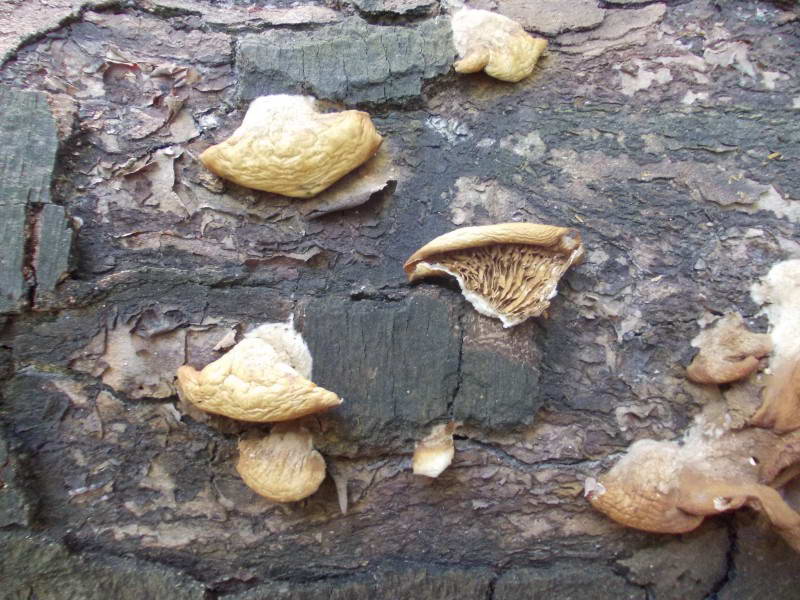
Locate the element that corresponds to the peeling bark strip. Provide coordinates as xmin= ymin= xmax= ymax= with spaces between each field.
xmin=32 ymin=204 xmax=73 ymax=308
xmin=236 ymin=17 xmax=456 ymax=105
xmin=0 ymin=86 xmax=59 ymax=313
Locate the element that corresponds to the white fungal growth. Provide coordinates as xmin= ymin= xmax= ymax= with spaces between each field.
xmin=752 ymin=259 xmax=800 ymax=363
xmin=245 ymin=318 xmax=313 ymax=379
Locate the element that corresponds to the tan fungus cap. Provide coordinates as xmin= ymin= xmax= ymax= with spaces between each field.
xmin=200 ymin=95 xmax=383 ymax=198
xmin=176 ymin=322 xmax=341 ymax=422
xmin=586 ymin=434 xmax=800 ymax=552
xmin=585 ymin=439 xmax=704 ymax=534
xmin=451 ymin=9 xmax=547 ymax=83
xmin=236 ymin=425 xmax=326 ymax=503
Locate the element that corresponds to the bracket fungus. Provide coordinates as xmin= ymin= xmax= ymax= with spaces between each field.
xmin=686 ymin=312 xmax=772 ymax=384
xmin=412 ymin=422 xmax=458 ymax=478
xmin=586 ymin=425 xmax=800 ymax=553
xmin=749 ymin=260 xmax=800 ymax=433
xmin=403 ymin=223 xmax=584 ymax=327
xmin=199 ymin=95 xmax=383 ymax=198
xmin=451 ymin=9 xmax=548 ymax=83
xmin=176 ymin=321 xmax=341 ymax=422
xmin=236 ymin=425 xmax=326 ymax=503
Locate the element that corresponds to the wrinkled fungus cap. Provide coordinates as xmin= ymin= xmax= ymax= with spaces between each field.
xmin=412 ymin=422 xmax=458 ymax=478
xmin=403 ymin=223 xmax=584 ymax=328
xmin=176 ymin=321 xmax=341 ymax=422
xmin=451 ymin=9 xmax=548 ymax=82
xmin=587 ymin=432 xmax=800 ymax=552
xmin=585 ymin=439 xmax=704 ymax=534
xmin=686 ymin=312 xmax=772 ymax=385
xmin=199 ymin=95 xmax=383 ymax=198
xmin=236 ymin=425 xmax=326 ymax=503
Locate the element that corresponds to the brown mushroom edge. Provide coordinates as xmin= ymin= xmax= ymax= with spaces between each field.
xmin=749 ymin=259 xmax=800 ymax=433
xmin=403 ymin=223 xmax=584 ymax=328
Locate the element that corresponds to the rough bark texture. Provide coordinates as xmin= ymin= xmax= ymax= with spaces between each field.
xmin=1 ymin=0 xmax=800 ymax=598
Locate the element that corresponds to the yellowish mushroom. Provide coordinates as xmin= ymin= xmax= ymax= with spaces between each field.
xmin=199 ymin=95 xmax=383 ymax=198
xmin=403 ymin=223 xmax=584 ymax=327
xmin=686 ymin=312 xmax=771 ymax=384
xmin=412 ymin=422 xmax=458 ymax=478
xmin=451 ymin=8 xmax=548 ymax=83
xmin=586 ymin=427 xmax=800 ymax=553
xmin=176 ymin=321 xmax=341 ymax=422
xmin=236 ymin=425 xmax=326 ymax=503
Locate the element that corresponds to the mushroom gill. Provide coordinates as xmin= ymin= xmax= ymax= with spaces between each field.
xmin=686 ymin=312 xmax=771 ymax=384
xmin=199 ymin=95 xmax=383 ymax=198
xmin=176 ymin=321 xmax=341 ymax=422
xmin=236 ymin=425 xmax=326 ymax=503
xmin=403 ymin=223 xmax=584 ymax=327
xmin=451 ymin=9 xmax=548 ymax=83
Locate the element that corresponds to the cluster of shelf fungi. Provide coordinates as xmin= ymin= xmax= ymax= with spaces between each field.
xmin=172 ymin=5 xmax=800 ymax=553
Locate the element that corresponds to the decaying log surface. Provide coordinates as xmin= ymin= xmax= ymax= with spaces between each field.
xmin=1 ymin=0 xmax=800 ymax=598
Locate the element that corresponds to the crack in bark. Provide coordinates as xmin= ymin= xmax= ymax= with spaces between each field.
xmin=705 ymin=518 xmax=738 ymax=600
xmin=447 ymin=303 xmax=466 ymax=419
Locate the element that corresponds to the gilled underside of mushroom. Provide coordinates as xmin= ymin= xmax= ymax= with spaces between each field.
xmin=418 ymin=244 xmax=573 ymax=328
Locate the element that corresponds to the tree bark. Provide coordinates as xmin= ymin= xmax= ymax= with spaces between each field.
xmin=2 ymin=0 xmax=800 ymax=598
